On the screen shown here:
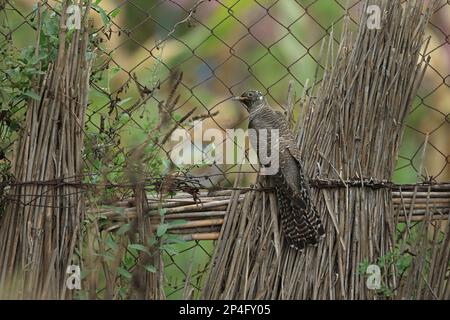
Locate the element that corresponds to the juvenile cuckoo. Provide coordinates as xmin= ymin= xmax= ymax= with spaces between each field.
xmin=233 ymin=90 xmax=325 ymax=250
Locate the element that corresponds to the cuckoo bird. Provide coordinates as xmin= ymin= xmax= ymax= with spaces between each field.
xmin=233 ymin=90 xmax=325 ymax=250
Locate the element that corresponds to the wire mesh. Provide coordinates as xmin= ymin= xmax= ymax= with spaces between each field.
xmin=0 ymin=0 xmax=449 ymax=299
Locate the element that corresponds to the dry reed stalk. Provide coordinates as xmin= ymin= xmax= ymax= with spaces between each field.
xmin=0 ymin=0 xmax=93 ymax=299
xmin=129 ymin=182 xmax=165 ymax=299
xmin=202 ymin=0 xmax=437 ymax=300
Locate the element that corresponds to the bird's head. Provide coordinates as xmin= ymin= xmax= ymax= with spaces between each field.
xmin=232 ymin=90 xmax=265 ymax=112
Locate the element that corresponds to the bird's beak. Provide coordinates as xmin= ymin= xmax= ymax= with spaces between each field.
xmin=231 ymin=96 xmax=246 ymax=102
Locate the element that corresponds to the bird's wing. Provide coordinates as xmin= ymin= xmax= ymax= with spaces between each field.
xmin=264 ymin=107 xmax=325 ymax=249
xmin=269 ymin=110 xmax=306 ymax=188
xmin=272 ymin=110 xmax=301 ymax=152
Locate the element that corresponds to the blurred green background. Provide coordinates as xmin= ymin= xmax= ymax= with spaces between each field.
xmin=2 ymin=0 xmax=449 ymax=299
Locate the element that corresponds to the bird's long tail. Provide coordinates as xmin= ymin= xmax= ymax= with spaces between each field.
xmin=275 ymin=179 xmax=325 ymax=250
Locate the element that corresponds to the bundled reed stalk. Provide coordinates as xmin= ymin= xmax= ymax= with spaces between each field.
xmin=202 ymin=0 xmax=436 ymax=300
xmin=0 ymin=1 xmax=93 ymax=299
xmin=127 ymin=148 xmax=166 ymax=299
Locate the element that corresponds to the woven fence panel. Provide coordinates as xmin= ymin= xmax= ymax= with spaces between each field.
xmin=0 ymin=0 xmax=448 ymax=299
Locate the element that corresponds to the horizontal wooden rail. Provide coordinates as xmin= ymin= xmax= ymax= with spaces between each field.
xmin=95 ymin=185 xmax=450 ymax=241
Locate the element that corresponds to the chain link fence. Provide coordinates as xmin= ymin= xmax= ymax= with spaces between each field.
xmin=0 ymin=0 xmax=449 ymax=299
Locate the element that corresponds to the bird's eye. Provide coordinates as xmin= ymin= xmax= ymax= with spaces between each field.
xmin=248 ymin=92 xmax=253 ymax=97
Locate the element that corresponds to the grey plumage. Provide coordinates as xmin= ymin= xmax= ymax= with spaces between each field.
xmin=234 ymin=90 xmax=325 ymax=250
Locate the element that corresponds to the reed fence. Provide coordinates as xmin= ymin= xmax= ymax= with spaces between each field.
xmin=0 ymin=0 xmax=449 ymax=299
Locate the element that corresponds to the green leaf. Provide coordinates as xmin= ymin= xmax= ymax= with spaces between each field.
xmin=111 ymin=66 xmax=121 ymax=75
xmin=118 ymin=112 xmax=130 ymax=125
xmin=106 ymin=235 xmax=118 ymax=251
xmin=161 ymin=244 xmax=179 ymax=255
xmin=24 ymin=90 xmax=41 ymax=101
xmin=118 ymin=267 xmax=132 ymax=279
xmin=110 ymin=7 xmax=121 ymax=18
xmin=117 ymin=223 xmax=130 ymax=236
xmin=29 ymin=53 xmax=48 ymax=65
xmin=167 ymin=219 xmax=187 ymax=228
xmin=165 ymin=234 xmax=186 ymax=244
xmin=86 ymin=51 xmax=97 ymax=61
xmin=92 ymin=4 xmax=110 ymax=28
xmin=118 ymin=287 xmax=127 ymax=299
xmin=147 ymin=236 xmax=157 ymax=247
xmin=156 ymin=223 xmax=169 ymax=237
xmin=128 ymin=243 xmax=149 ymax=254
xmin=117 ymin=97 xmax=133 ymax=107
xmin=94 ymin=252 xmax=115 ymax=261
xmin=144 ymin=265 xmax=157 ymax=273
xmin=8 ymin=120 xmax=20 ymax=131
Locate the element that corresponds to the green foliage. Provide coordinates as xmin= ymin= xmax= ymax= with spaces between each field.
xmin=0 ymin=3 xmax=63 ymax=110
xmin=0 ymin=47 xmax=44 ymax=107
xmin=358 ymin=239 xmax=414 ymax=298
xmin=357 ymin=258 xmax=370 ymax=276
